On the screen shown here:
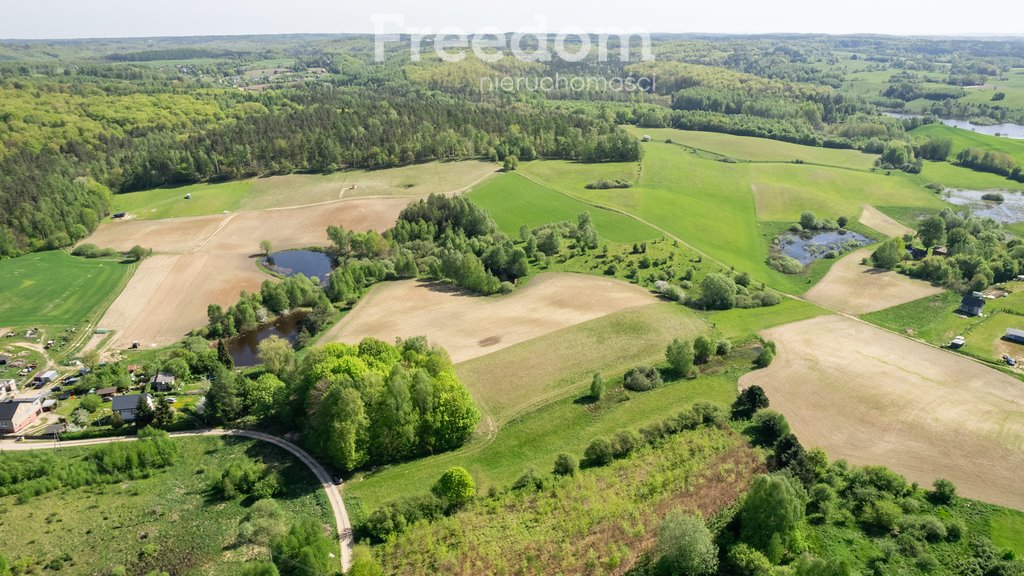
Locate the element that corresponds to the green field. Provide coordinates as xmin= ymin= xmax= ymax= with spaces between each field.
xmin=0 ymin=436 xmax=332 ymax=576
xmin=517 ymin=130 xmax=945 ymax=294
xmin=0 ymin=251 xmax=134 ymax=329
xmin=344 ymin=306 xmax=748 ymax=512
xmin=112 ymin=161 xmax=498 ymax=220
xmin=467 ymin=172 xmax=658 ymax=243
xmin=910 ymin=124 xmax=1024 ymax=161
xmin=630 ymin=127 xmax=879 ymax=170
xmin=861 ymin=287 xmax=1024 ymax=365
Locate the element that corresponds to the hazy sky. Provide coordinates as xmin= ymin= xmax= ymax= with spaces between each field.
xmin=2 ymin=0 xmax=1022 ymax=39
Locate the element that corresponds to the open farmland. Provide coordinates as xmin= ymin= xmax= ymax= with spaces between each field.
xmin=859 ymin=204 xmax=914 ymax=237
xmin=89 ymin=190 xmax=468 ymax=348
xmin=322 ymin=273 xmax=658 ymax=365
xmin=910 ymin=123 xmax=1024 ymax=160
xmin=111 ymin=160 xmax=498 ymax=219
xmin=739 ymin=315 xmax=1024 ymax=510
xmin=804 ymin=248 xmax=944 ymax=314
xmin=0 ymin=251 xmax=133 ymax=330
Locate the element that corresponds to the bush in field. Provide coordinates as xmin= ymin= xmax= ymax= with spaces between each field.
xmin=751 ymin=410 xmax=791 ymax=446
xmin=930 ymin=478 xmax=957 ymax=504
xmin=624 ymin=365 xmax=663 ymax=391
xmin=693 ymin=335 xmax=715 ymax=364
xmin=666 ymin=339 xmax=694 ymax=376
xmin=585 ymin=179 xmax=633 ymax=190
xmin=656 ymin=511 xmax=719 ymax=576
xmin=553 ymin=453 xmax=578 ymax=477
xmin=270 ymin=518 xmax=336 ymax=576
xmin=716 ymin=340 xmax=732 ymax=356
xmin=431 ymin=466 xmax=475 ymax=511
xmin=590 ymin=372 xmax=604 ymax=400
xmin=740 ymin=474 xmax=807 ymax=563
xmin=700 ymin=273 xmax=737 ymax=310
xmin=584 ymin=437 xmax=614 ymax=467
xmin=732 ymin=385 xmax=770 ymax=419
xmin=611 ymin=429 xmax=643 ymax=459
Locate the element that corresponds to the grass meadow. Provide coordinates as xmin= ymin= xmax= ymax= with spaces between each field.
xmin=0 ymin=251 xmax=134 ymax=330
xmin=111 ymin=160 xmax=498 ymax=219
xmin=0 ymin=436 xmax=332 ymax=576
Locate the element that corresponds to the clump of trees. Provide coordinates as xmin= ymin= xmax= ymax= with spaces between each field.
xmin=291 ymin=337 xmax=479 ymax=472
xmin=957 ymin=147 xmax=1024 ymax=183
xmin=697 ymin=272 xmax=781 ymax=310
xmin=206 ymin=275 xmax=328 ymax=338
xmin=585 ymin=178 xmax=633 ymax=190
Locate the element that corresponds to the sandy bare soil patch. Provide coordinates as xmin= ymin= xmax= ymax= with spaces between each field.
xmin=98 ymin=254 xmax=269 ymax=349
xmin=740 ymin=315 xmax=1024 ymax=510
xmin=88 ymin=194 xmax=436 ymax=347
xmin=860 ymin=205 xmax=914 ymax=237
xmin=322 ymin=273 xmax=657 ymax=363
xmin=805 ymin=248 xmax=943 ymax=314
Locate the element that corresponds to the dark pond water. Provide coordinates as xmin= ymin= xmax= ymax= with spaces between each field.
xmin=263 ymin=250 xmax=333 ymax=284
xmin=885 ymin=112 xmax=1024 ymax=139
xmin=777 ymin=229 xmax=872 ymax=265
xmin=942 ymin=189 xmax=1024 ymax=223
xmin=227 ymin=311 xmax=307 ymax=367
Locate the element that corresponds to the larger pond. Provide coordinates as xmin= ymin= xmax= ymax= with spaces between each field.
xmin=263 ymin=250 xmax=333 ymax=284
xmin=777 ymin=229 xmax=872 ymax=265
xmin=942 ymin=189 xmax=1024 ymax=224
xmin=885 ymin=112 xmax=1024 ymax=139
xmin=227 ymin=311 xmax=307 ymax=367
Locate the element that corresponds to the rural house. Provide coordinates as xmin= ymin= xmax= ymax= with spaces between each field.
xmin=1004 ymin=328 xmax=1024 ymax=345
xmin=151 ymin=372 xmax=176 ymax=392
xmin=97 ymin=387 xmax=117 ymax=399
xmin=958 ymin=292 xmax=986 ymax=317
xmin=112 ymin=393 xmax=153 ymax=422
xmin=0 ymin=399 xmax=43 ymax=433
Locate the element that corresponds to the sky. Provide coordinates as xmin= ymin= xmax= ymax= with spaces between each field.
xmin=2 ymin=0 xmax=1023 ymax=40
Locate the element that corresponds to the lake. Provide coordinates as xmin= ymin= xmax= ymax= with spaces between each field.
xmin=263 ymin=249 xmax=333 ymax=284
xmin=885 ymin=112 xmax=1024 ymax=139
xmin=227 ymin=311 xmax=307 ymax=367
xmin=942 ymin=189 xmax=1024 ymax=223
xmin=777 ymin=229 xmax=872 ymax=265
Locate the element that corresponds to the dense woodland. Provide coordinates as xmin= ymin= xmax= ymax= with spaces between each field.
xmin=2 ymin=34 xmax=1024 ymax=254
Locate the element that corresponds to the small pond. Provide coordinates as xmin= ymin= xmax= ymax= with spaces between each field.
xmin=263 ymin=250 xmax=333 ymax=284
xmin=942 ymin=189 xmax=1024 ymax=223
xmin=227 ymin=311 xmax=307 ymax=367
xmin=885 ymin=112 xmax=1024 ymax=139
xmin=776 ymin=229 xmax=872 ymax=265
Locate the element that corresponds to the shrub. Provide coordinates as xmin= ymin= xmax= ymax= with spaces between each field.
xmin=716 ymin=340 xmax=732 ymax=356
xmin=584 ymin=437 xmax=614 ymax=467
xmin=700 ymin=273 xmax=737 ymax=310
xmin=590 ymin=372 xmax=604 ymax=400
xmin=862 ymin=499 xmax=903 ymax=532
xmin=767 ymin=252 xmax=805 ymax=274
xmin=512 ymin=469 xmax=545 ymax=492
xmin=982 ymin=192 xmax=1004 ymax=202
xmin=754 ymin=348 xmax=775 ymax=369
xmin=585 ymin=179 xmax=633 ymax=190
xmin=656 ymin=511 xmax=719 ymax=576
xmin=732 ymin=385 xmax=769 ymax=419
xmin=79 ymin=394 xmax=102 ymax=413
xmin=930 ymin=478 xmax=957 ymax=504
xmin=431 ymin=467 xmax=475 ymax=510
xmin=693 ymin=336 xmax=715 ymax=364
xmin=665 ymin=339 xmax=694 ymax=377
xmin=751 ymin=410 xmax=790 ymax=446
xmin=624 ymin=365 xmax=663 ymax=391
xmin=611 ymin=429 xmax=643 ymax=459
xmin=553 ymin=453 xmax=578 ymax=477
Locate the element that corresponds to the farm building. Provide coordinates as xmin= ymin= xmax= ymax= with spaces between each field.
xmin=151 ymin=372 xmax=176 ymax=392
xmin=34 ymin=370 xmax=58 ymax=384
xmin=1004 ymin=328 xmax=1024 ymax=345
xmin=0 ymin=399 xmax=43 ymax=433
xmin=958 ymin=292 xmax=986 ymax=317
xmin=97 ymin=387 xmax=117 ymax=399
xmin=112 ymin=393 xmax=153 ymax=422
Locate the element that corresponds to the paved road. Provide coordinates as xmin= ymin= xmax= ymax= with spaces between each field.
xmin=0 ymin=428 xmax=353 ymax=572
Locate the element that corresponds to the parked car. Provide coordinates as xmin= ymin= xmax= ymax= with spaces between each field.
xmin=1003 ymin=354 xmax=1017 ymax=366
xmin=164 ymin=397 xmax=177 ymax=404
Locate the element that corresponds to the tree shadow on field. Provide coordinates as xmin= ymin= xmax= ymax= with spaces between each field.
xmin=418 ymin=279 xmax=480 ymax=299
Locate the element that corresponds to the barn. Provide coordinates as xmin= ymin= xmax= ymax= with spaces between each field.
xmin=1004 ymin=328 xmax=1024 ymax=345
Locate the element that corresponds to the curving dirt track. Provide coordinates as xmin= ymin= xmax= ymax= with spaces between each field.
xmin=739 ymin=315 xmax=1024 ymax=510
xmin=805 ymin=248 xmax=943 ymax=315
xmin=321 ymin=273 xmax=658 ymax=363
